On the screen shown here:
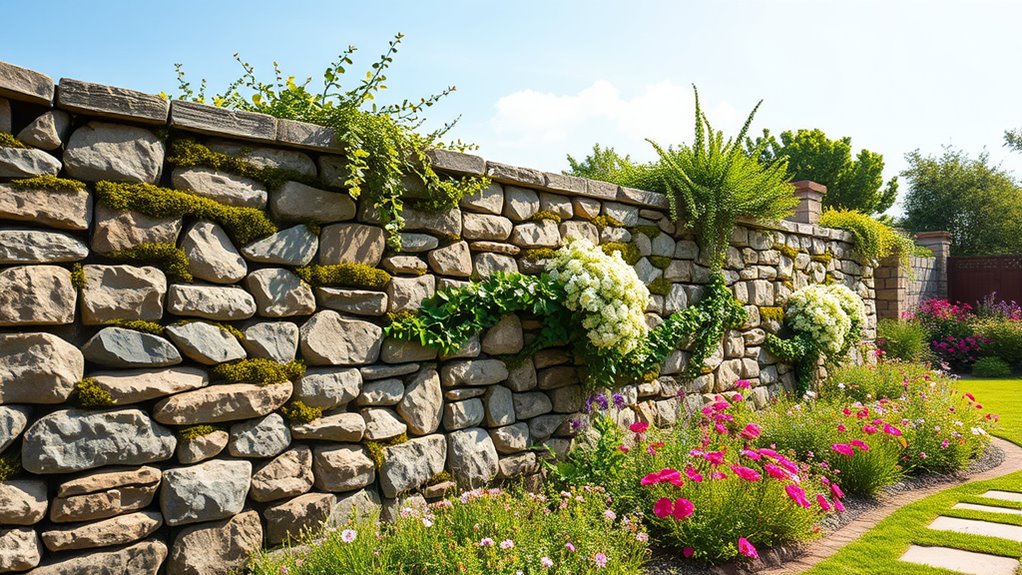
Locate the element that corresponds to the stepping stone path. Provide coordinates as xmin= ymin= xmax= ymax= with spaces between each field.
xmin=952 ymin=502 xmax=1022 ymax=515
xmin=981 ymin=489 xmax=1022 ymax=502
xmin=926 ymin=516 xmax=1022 ymax=541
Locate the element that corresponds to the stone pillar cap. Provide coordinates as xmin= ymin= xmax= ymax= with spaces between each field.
xmin=914 ymin=231 xmax=951 ymax=240
xmin=791 ymin=180 xmax=827 ymax=194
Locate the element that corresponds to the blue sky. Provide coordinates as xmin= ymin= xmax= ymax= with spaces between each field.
xmin=6 ymin=0 xmax=1022 ymax=216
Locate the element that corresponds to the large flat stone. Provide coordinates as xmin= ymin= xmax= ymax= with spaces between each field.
xmin=171 ymin=167 xmax=268 ymax=209
xmin=41 ymin=510 xmax=162 ymax=552
xmin=928 ymin=516 xmax=1022 ymax=541
xmin=167 ymin=284 xmax=257 ymax=321
xmin=316 ymin=287 xmax=388 ymax=317
xmin=319 ymin=223 xmax=386 ymax=266
xmin=291 ymin=412 xmax=365 ymax=442
xmin=0 ymin=60 xmax=54 ymax=104
xmin=242 ymin=321 xmax=299 ymax=362
xmin=64 ymin=121 xmax=165 ymax=183
xmin=0 ymin=332 xmax=83 ymax=404
xmin=249 ymin=445 xmax=314 ymax=503
xmin=981 ymin=490 xmax=1022 ymax=503
xmin=953 ymin=502 xmax=1022 ymax=515
xmin=899 ymin=545 xmax=1019 ymax=575
xmin=27 ymin=540 xmax=167 ymax=575
xmin=87 ymin=367 xmax=208 ymax=405
xmin=0 ymin=183 xmax=91 ymax=231
xmin=0 ymin=229 xmax=87 ymax=264
xmin=89 ymin=204 xmax=182 ymax=254
xmin=81 ymin=327 xmax=182 ymax=368
xmin=0 ymin=265 xmax=76 ymax=326
xmin=312 ymin=444 xmax=375 ymax=493
xmin=207 ymin=140 xmax=316 ymax=176
xmin=167 ymin=510 xmax=263 ymax=575
xmin=57 ymin=78 xmax=169 ymax=123
xmin=0 ymin=480 xmax=47 ymax=525
xmin=241 ymin=224 xmax=318 ymax=267
xmin=245 ymin=268 xmax=316 ymax=317
xmin=379 ymin=434 xmax=447 ymax=498
xmin=80 ymin=265 xmax=166 ymax=325
xmin=294 ymin=367 xmax=362 ymax=410
xmin=165 ymin=322 xmax=247 ymax=365
xmin=152 ymin=381 xmax=292 ymax=425
xmin=171 ymin=101 xmax=277 ymax=143
xmin=271 ymin=181 xmax=356 ymax=223
xmin=300 ymin=311 xmax=384 ymax=366
xmin=228 ymin=413 xmax=291 ymax=458
xmin=50 ymin=466 xmax=161 ymax=524
xmin=0 ymin=147 xmax=61 ymax=178
xmin=21 ymin=409 xmax=176 ymax=474
xmin=160 ymin=459 xmax=252 ymax=526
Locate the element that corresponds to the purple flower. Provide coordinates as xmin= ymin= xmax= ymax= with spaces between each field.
xmin=570 ymin=418 xmax=586 ymax=432
xmin=612 ymin=393 xmax=626 ymax=409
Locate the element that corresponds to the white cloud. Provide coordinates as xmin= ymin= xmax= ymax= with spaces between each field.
xmin=475 ymin=80 xmax=743 ymax=172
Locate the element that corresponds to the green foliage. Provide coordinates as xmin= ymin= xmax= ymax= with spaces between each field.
xmin=600 ymin=242 xmax=640 ymax=265
xmin=549 ymin=413 xmax=630 ymax=499
xmin=530 ymin=210 xmax=563 ymax=223
xmin=976 ymin=318 xmax=1022 ymax=366
xmin=521 ymin=248 xmax=557 ymax=263
xmin=630 ymin=225 xmax=661 ymax=239
xmin=105 ymin=319 xmax=165 ymax=336
xmin=0 ymin=132 xmax=29 ymax=149
xmin=749 ymin=128 xmax=898 ymax=215
xmin=775 ymin=244 xmax=800 ymax=260
xmin=172 ymin=320 xmax=244 ymax=341
xmin=0 ymin=454 xmax=21 ymax=481
xmin=901 ymin=147 xmax=1022 ymax=256
xmin=211 ymin=358 xmax=306 ymax=386
xmin=74 ymin=378 xmax=116 ymax=408
xmin=810 ymin=252 xmax=833 ymax=265
xmin=765 ymin=333 xmax=819 ymax=395
xmin=295 ymin=263 xmax=391 ymax=289
xmin=69 ymin=263 xmax=86 ymax=290
xmin=972 ymin=356 xmax=1012 ymax=378
xmin=759 ymin=306 xmax=785 ymax=324
xmin=94 ymin=181 xmax=277 ymax=245
xmin=565 ymin=143 xmax=640 ymax=184
xmin=911 ymin=245 xmax=934 ymax=258
xmin=177 ymin=425 xmax=221 ymax=441
xmin=591 ymin=215 xmax=623 ymax=230
xmin=171 ymin=35 xmax=489 ymax=249
xmin=647 ymin=277 xmax=672 ymax=296
xmin=819 ymin=208 xmax=912 ymax=264
xmin=648 ymin=255 xmax=672 ymax=270
xmin=427 ymin=470 xmax=453 ymax=486
xmin=364 ymin=433 xmax=408 ymax=469
xmin=166 ymin=139 xmax=316 ymax=189
xmin=108 ymin=242 xmax=192 ymax=282
xmin=280 ymin=401 xmax=323 ymax=425
xmin=644 ymin=87 xmax=798 ymax=271
xmin=8 ymin=175 xmax=87 ymax=192
xmin=876 ymin=319 xmax=930 ymax=363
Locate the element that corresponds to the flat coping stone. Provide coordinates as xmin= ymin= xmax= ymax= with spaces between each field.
xmin=170 ymin=100 xmax=277 ymax=143
xmin=899 ymin=544 xmax=1019 ymax=575
xmin=0 ymin=60 xmax=54 ymax=104
xmin=981 ymin=490 xmax=1022 ymax=502
xmin=57 ymin=78 xmax=169 ymax=124
xmin=927 ymin=516 xmax=1022 ymax=542
xmin=953 ymin=502 xmax=1022 ymax=515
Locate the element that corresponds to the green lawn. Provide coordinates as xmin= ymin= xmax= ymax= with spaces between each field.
xmin=955 ymin=378 xmax=1022 ymax=447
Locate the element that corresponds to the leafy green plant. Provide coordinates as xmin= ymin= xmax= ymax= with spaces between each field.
xmin=279 ymin=401 xmax=323 ymax=425
xmin=8 ymin=175 xmax=87 ymax=192
xmin=166 ymin=138 xmax=317 ymax=189
xmin=975 ymin=318 xmax=1022 ymax=367
xmin=876 ymin=318 xmax=930 ymax=363
xmin=211 ymin=358 xmax=306 ymax=386
xmin=94 ymin=181 xmax=277 ymax=245
xmin=73 ymin=378 xmax=116 ymax=408
xmin=171 ymin=34 xmax=489 ymax=248
xmin=295 ymin=263 xmax=391 ymax=289
xmin=819 ymin=208 xmax=913 ymax=265
xmin=108 ymin=242 xmax=192 ymax=282
xmin=972 ymin=357 xmax=1012 ymax=378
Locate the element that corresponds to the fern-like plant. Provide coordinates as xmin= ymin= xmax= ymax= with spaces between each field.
xmin=646 ymin=87 xmax=797 ymax=270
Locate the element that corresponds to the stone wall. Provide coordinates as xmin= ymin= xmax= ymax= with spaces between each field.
xmin=875 ymin=232 xmax=949 ymax=319
xmin=0 ymin=60 xmax=876 ymax=574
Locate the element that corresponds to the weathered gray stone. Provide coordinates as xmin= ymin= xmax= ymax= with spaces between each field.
xmin=250 ymin=445 xmax=314 ymax=503
xmin=64 ymin=122 xmax=164 ymax=183
xmin=291 ymin=413 xmax=365 ymax=442
xmin=539 ymin=192 xmax=573 ymax=218
xmin=503 ymin=186 xmax=539 ymax=221
xmin=510 ymin=220 xmax=560 ymax=248
xmin=171 ymin=167 xmax=268 ymax=209
xmin=152 ymin=382 xmax=293 ymax=425
xmin=167 ymin=510 xmax=263 ymax=575
xmin=22 ymin=409 xmax=176 ymax=474
xmin=0 ymin=62 xmax=53 ymax=104
xmin=483 ymin=385 xmax=515 ymax=427
xmin=263 ymin=492 xmax=335 ymax=546
xmin=404 ymin=207 xmax=462 ymax=237
xmin=276 ymin=118 xmax=340 ymax=151
xmin=0 ymin=98 xmax=7 ymax=133
xmin=397 ymin=368 xmax=443 ymax=436
xmin=498 ymin=452 xmax=539 ymax=478
xmin=462 ymin=213 xmax=513 ymax=241
xmin=316 ymin=287 xmax=388 ymax=316
xmin=0 ymin=265 xmax=75 ymax=326
xmin=207 ymin=140 xmax=315 ymax=175
xmin=319 ymin=223 xmax=386 ymax=266
xmin=271 ymin=181 xmax=355 ymax=223
xmin=165 ymin=322 xmax=246 ymax=365
xmin=242 ymin=321 xmax=299 ymax=362
xmin=0 ymin=528 xmax=41 ymax=572
xmin=381 ymin=338 xmax=437 ymax=363
xmin=0 ymin=228 xmax=87 ymax=264
xmin=27 ymin=540 xmax=167 ymax=575
xmin=180 ymin=222 xmax=247 ymax=284
xmin=171 ymin=101 xmax=277 ymax=143
xmin=90 ymin=204 xmax=182 ymax=254
xmin=41 ymin=510 xmax=162 ymax=552
xmin=537 ymin=366 xmax=578 ymax=390
xmin=378 ymin=435 xmax=447 ymax=498
xmin=447 ymin=428 xmax=499 ymax=489
xmin=441 ymin=359 xmax=509 ymax=387
xmin=489 ymin=423 xmax=530 ymax=454
xmin=427 ymin=148 xmax=485 ymax=175
xmin=473 ymin=252 xmax=518 ymax=277
xmin=362 ymin=408 xmax=407 ymax=440
xmin=506 ymin=358 xmax=538 ymax=392
xmin=176 ymin=429 xmax=228 ymax=465
xmin=161 ymin=460 xmax=252 ymax=526
xmin=482 ymin=315 xmax=524 ymax=355
xmin=399 ymin=233 xmax=439 ymax=253
xmin=81 ymin=327 xmax=182 ymax=368
xmin=459 ymin=182 xmax=503 ymax=214
xmin=0 ymin=406 xmax=29 ymax=454
xmin=549 ymin=385 xmax=583 ymax=413
xmin=428 ymin=241 xmax=472 ymax=277
xmin=89 ymin=367 xmax=208 ymax=405
xmin=0 ymin=333 xmax=82 ymax=404
xmin=559 ymin=220 xmax=599 ymax=244
xmin=228 ymin=413 xmax=290 ymax=458
xmin=386 ymin=275 xmax=436 ymax=313
xmin=512 ymin=392 xmax=553 ymax=420
xmin=244 ymin=268 xmax=316 ymax=318
xmin=356 ymin=379 xmax=404 ymax=406
xmin=57 ymin=78 xmax=168 ymax=123
xmin=443 ymin=399 xmax=484 ymax=431
xmin=0 ymin=183 xmax=90 ymax=231
xmin=17 ymin=110 xmax=70 ymax=150
xmin=300 ymin=311 xmax=383 ymax=366
xmin=167 ymin=284 xmax=257 ymax=321
xmin=0 ymin=480 xmax=46 ymax=525
xmin=382 ymin=255 xmax=427 ymax=275
xmin=241 ymin=224 xmax=318 ymax=266
xmin=0 ymin=147 xmax=61 ymax=178
xmin=295 ymin=367 xmax=362 ymax=410
xmin=313 ymin=444 xmax=375 ymax=493
xmin=50 ymin=466 xmax=162 ymax=523
xmin=80 ymin=265 xmax=166 ymax=325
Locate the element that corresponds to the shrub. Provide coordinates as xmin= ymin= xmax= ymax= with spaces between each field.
xmin=74 ymin=378 xmax=116 ymax=408
xmin=976 ymin=292 xmax=1022 ymax=320
xmin=824 ymin=361 xmax=935 ymax=402
xmin=211 ymin=358 xmax=306 ymax=386
xmin=972 ymin=357 xmax=1012 ymax=378
xmin=8 ymin=175 xmax=87 ymax=192
xmin=975 ymin=318 xmax=1022 ymax=367
xmin=294 ymin=263 xmax=391 ymax=289
xmin=108 ymin=242 xmax=192 ymax=282
xmin=249 ymin=487 xmax=649 ymax=575
xmin=818 ymin=208 xmax=912 ymax=265
xmin=279 ymin=401 xmax=323 ymax=425
xmin=876 ymin=318 xmax=930 ymax=363
xmin=931 ymin=335 xmax=986 ymax=371
xmin=915 ymin=298 xmax=975 ymax=340
xmin=94 ymin=181 xmax=277 ymax=245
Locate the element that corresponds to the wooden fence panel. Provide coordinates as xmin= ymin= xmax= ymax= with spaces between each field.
xmin=948 ymin=255 xmax=1022 ymax=305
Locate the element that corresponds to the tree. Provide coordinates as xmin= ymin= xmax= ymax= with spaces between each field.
xmin=900 ymin=147 xmax=1022 ymax=256
xmin=1006 ymin=128 xmax=1022 ymax=153
xmin=750 ymin=129 xmax=898 ymax=215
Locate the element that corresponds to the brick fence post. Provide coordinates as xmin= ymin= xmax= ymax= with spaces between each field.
xmin=788 ymin=180 xmax=827 ymax=225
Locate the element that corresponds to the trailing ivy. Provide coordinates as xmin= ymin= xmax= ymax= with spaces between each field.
xmin=94 ymin=181 xmax=277 ymax=245
xmin=166 ymin=139 xmax=318 ymax=190
xmin=108 ymin=242 xmax=192 ymax=282
xmin=8 ymin=175 xmax=86 ymax=192
xmin=294 ymin=263 xmax=391 ymax=289
xmin=212 ymin=358 xmax=306 ymax=386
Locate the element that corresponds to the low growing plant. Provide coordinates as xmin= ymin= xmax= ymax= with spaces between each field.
xmin=0 ymin=453 xmax=21 ymax=481
xmin=295 ymin=263 xmax=391 ymax=289
xmin=972 ymin=356 xmax=1012 ymax=378
xmin=104 ymin=319 xmax=165 ymax=336
xmin=73 ymin=378 xmax=116 ymax=408
xmin=8 ymin=175 xmax=87 ymax=192
xmin=975 ymin=317 xmax=1022 ymax=367
xmin=211 ymin=358 xmax=306 ymax=386
xmin=876 ymin=318 xmax=931 ymax=363
xmin=279 ymin=401 xmax=323 ymax=425
xmin=108 ymin=242 xmax=192 ymax=282
xmin=177 ymin=425 xmax=221 ymax=441
xmin=818 ymin=208 xmax=913 ymax=266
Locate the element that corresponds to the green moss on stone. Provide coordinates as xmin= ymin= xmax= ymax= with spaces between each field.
xmin=530 ymin=210 xmax=563 ymax=224
xmin=8 ymin=175 xmax=87 ymax=192
xmin=775 ymin=244 xmax=800 ymax=260
xmin=74 ymin=378 xmax=116 ymax=408
xmin=811 ymin=251 xmax=834 ymax=265
xmin=70 ymin=263 xmax=86 ymax=290
xmin=108 ymin=242 xmax=192 ymax=282
xmin=0 ymin=454 xmax=21 ymax=481
xmin=649 ymin=255 xmax=672 ymax=269
xmin=279 ymin=400 xmax=323 ymax=425
xmin=630 ymin=225 xmax=661 ymax=239
xmin=211 ymin=358 xmax=306 ymax=386
xmin=591 ymin=215 xmax=623 ymax=231
xmin=0 ymin=132 xmax=29 ymax=149
xmin=295 ymin=263 xmax=391 ymax=289
xmin=365 ymin=433 xmax=409 ymax=469
xmin=177 ymin=425 xmax=221 ymax=441
xmin=166 ymin=139 xmax=318 ymax=190
xmin=522 ymin=248 xmax=557 ymax=263
xmin=105 ymin=319 xmax=165 ymax=336
xmin=601 ymin=242 xmax=640 ymax=265
xmin=427 ymin=470 xmax=454 ymax=486
xmin=647 ymin=277 xmax=672 ymax=296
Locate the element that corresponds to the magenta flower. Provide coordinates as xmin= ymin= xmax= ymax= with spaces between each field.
xmin=837 ymin=423 xmax=847 ymax=432
xmin=672 ymin=498 xmax=695 ymax=520
xmin=740 ymin=423 xmax=761 ymax=439
xmin=883 ymin=423 xmax=902 ymax=436
xmin=816 ymin=494 xmax=832 ymax=512
xmin=566 ymin=542 xmax=576 ymax=552
xmin=850 ymin=439 xmax=869 ymax=451
xmin=683 ymin=546 xmax=695 ymax=558
xmin=641 ymin=468 xmax=683 ymax=487
xmin=738 ymin=537 xmax=759 ymax=559
xmin=831 ymin=443 xmax=855 ymax=457
xmin=834 ymin=498 xmax=846 ymax=512
xmin=785 ymin=484 xmax=811 ymax=508
xmin=731 ymin=465 xmax=762 ymax=482
xmin=862 ymin=424 xmax=878 ymax=434
xmin=764 ymin=463 xmax=789 ymax=480
xmin=653 ymin=497 xmax=674 ymax=518
xmin=758 ymin=448 xmax=779 ymax=458
xmin=479 ymin=537 xmax=494 ymax=547
xmin=831 ymin=483 xmax=845 ymax=499
xmin=685 ymin=466 xmax=704 ymax=483
xmin=736 ymin=379 xmax=751 ymax=389
xmin=630 ymin=421 xmax=649 ymax=433
xmin=740 ymin=449 xmax=762 ymax=461
xmin=704 ymin=451 xmax=726 ymax=466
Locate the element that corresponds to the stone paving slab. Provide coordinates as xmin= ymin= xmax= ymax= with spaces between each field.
xmin=980 ymin=489 xmax=1022 ymax=502
xmin=952 ymin=502 xmax=1022 ymax=515
xmin=899 ymin=545 xmax=1019 ymax=575
xmin=928 ymin=516 xmax=1022 ymax=542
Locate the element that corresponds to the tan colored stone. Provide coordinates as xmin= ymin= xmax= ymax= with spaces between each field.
xmin=0 ymin=332 xmax=83 ymax=404
xmin=250 ymin=446 xmax=314 ymax=503
xmin=300 ymin=311 xmax=384 ymax=366
xmin=64 ymin=122 xmax=165 ymax=183
xmin=0 ymin=528 xmax=41 ymax=572
xmin=291 ymin=413 xmax=365 ymax=442
xmin=167 ymin=510 xmax=263 ymax=575
xmin=0 ymin=265 xmax=75 ymax=326
xmin=171 ymin=167 xmax=267 ymax=209
xmin=263 ymin=492 xmax=335 ymax=546
xmin=0 ymin=480 xmax=47 ymax=525
xmin=319 ymin=223 xmax=386 ymax=266
xmin=271 ymin=181 xmax=356 ymax=223
xmin=27 ymin=540 xmax=167 ymax=575
xmin=313 ymin=444 xmax=376 ymax=493
xmin=0 ymin=183 xmax=91 ymax=231
xmin=90 ymin=204 xmax=181 ymax=254
xmin=41 ymin=510 xmax=162 ymax=552
xmin=428 ymin=241 xmax=472 ymax=277
xmin=51 ymin=466 xmax=162 ymax=523
xmin=176 ymin=429 xmax=228 ymax=465
xmin=89 ymin=367 xmax=208 ymax=405
xmin=152 ymin=382 xmax=293 ymax=425
xmin=80 ymin=264 xmax=166 ymax=325
xmin=462 ymin=213 xmax=512 ymax=241
xmin=180 ymin=221 xmax=247 ymax=284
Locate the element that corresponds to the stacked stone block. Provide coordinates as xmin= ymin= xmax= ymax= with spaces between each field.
xmin=0 ymin=59 xmax=876 ymax=574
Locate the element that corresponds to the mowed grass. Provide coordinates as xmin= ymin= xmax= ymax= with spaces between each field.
xmin=955 ymin=378 xmax=1022 ymax=447
xmin=805 ymin=471 xmax=1022 ymax=575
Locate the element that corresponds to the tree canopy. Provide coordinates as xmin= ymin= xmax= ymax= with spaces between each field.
xmin=900 ymin=147 xmax=1022 ymax=256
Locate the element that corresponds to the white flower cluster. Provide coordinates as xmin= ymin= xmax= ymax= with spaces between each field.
xmin=547 ymin=238 xmax=650 ymax=355
xmin=786 ymin=283 xmax=865 ymax=356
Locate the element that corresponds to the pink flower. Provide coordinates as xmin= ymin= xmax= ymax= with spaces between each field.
xmin=685 ymin=466 xmax=704 ymax=483
xmin=736 ymin=379 xmax=751 ymax=389
xmin=715 ymin=422 xmax=729 ymax=435
xmin=740 ymin=423 xmax=761 ymax=439
xmin=816 ymin=494 xmax=832 ymax=512
xmin=785 ymin=484 xmax=811 ymax=508
xmin=479 ymin=537 xmax=494 ymax=547
xmin=883 ymin=423 xmax=902 ymax=437
xmin=862 ymin=424 xmax=877 ymax=434
xmin=683 ymin=546 xmax=695 ymax=558
xmin=964 ymin=392 xmax=976 ymax=402
xmin=837 ymin=423 xmax=847 ymax=432
xmin=831 ymin=443 xmax=855 ymax=457
xmin=738 ymin=537 xmax=759 ymax=559
xmin=764 ymin=463 xmax=789 ymax=480
xmin=741 ymin=449 xmax=762 ymax=461
xmin=710 ymin=470 xmax=729 ymax=480
xmin=636 ymin=533 xmax=648 ymax=542
xmin=630 ymin=421 xmax=649 ymax=433
xmin=777 ymin=457 xmax=800 ymax=474
xmin=704 ymin=451 xmax=726 ymax=466
xmin=594 ymin=552 xmax=608 ymax=568
xmin=731 ymin=465 xmax=762 ymax=482
xmin=672 ymin=498 xmax=695 ymax=520
xmin=541 ymin=556 xmax=554 ymax=568
xmin=653 ymin=498 xmax=674 ymax=518
xmin=834 ymin=498 xmax=846 ymax=512
xmin=501 ymin=539 xmax=515 ymax=549
xmin=566 ymin=542 xmax=576 ymax=552
xmin=850 ymin=440 xmax=869 ymax=451
xmin=758 ymin=448 xmax=779 ymax=459
xmin=604 ymin=509 xmax=616 ymax=521
xmin=641 ymin=468 xmax=683 ymax=487
xmin=830 ymin=483 xmax=845 ymax=499
xmin=341 ymin=529 xmax=357 ymax=543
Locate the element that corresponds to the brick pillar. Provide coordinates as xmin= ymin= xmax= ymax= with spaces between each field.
xmin=914 ymin=231 xmax=951 ymax=300
xmin=874 ymin=256 xmax=909 ymax=319
xmin=787 ymin=181 xmax=827 ymax=225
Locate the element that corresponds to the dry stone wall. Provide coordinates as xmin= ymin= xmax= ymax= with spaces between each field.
xmin=0 ymin=60 xmax=877 ymax=574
